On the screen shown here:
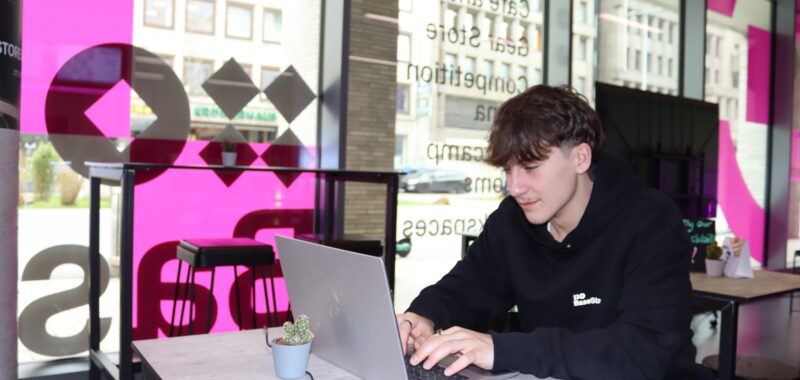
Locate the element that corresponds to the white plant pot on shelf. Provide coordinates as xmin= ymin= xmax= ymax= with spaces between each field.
xmin=222 ymin=152 xmax=237 ymax=166
xmin=705 ymin=259 xmax=725 ymax=277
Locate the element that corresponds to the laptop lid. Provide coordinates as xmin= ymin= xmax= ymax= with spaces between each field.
xmin=276 ymin=236 xmax=408 ymax=380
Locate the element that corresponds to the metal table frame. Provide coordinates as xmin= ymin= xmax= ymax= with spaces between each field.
xmin=87 ymin=162 xmax=401 ymax=380
xmin=689 ymin=271 xmax=800 ymax=380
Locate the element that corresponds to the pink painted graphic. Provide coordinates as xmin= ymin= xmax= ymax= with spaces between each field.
xmin=707 ymin=0 xmax=737 ymax=17
xmin=717 ymin=120 xmax=764 ymax=263
xmin=797 ymin=1 xmax=800 ymax=41
xmin=20 ymin=0 xmax=133 ymax=136
xmin=132 ymin=140 xmax=318 ymax=339
xmin=792 ymin=130 xmax=800 ymax=183
xmin=746 ymin=25 xmax=771 ymax=125
xmin=84 ymin=81 xmax=133 ymax=138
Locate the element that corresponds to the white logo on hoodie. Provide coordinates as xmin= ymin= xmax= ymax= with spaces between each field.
xmin=572 ymin=292 xmax=602 ymax=307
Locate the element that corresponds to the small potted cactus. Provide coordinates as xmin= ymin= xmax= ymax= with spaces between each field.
xmin=271 ymin=314 xmax=314 ymax=379
xmin=705 ymin=240 xmax=726 ymax=277
xmin=221 ymin=140 xmax=237 ymax=166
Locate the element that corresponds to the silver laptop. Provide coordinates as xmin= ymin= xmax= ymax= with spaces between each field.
xmin=275 ymin=236 xmax=518 ymax=380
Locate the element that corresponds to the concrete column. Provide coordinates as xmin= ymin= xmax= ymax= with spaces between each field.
xmin=0 ymin=1 xmax=21 ymax=378
xmin=679 ymin=0 xmax=706 ymax=100
xmin=543 ymin=0 xmax=571 ymax=86
xmin=765 ymin=0 xmax=795 ymax=269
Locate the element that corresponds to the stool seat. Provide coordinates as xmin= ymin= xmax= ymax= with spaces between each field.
xmin=179 ymin=238 xmax=274 ymax=267
xmin=170 ymin=238 xmax=279 ymax=337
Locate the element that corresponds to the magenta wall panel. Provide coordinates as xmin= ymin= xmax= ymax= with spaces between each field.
xmin=746 ymin=25 xmax=772 ymax=125
xmin=19 ymin=0 xmax=319 ymax=344
xmin=132 ymin=140 xmax=316 ymax=338
xmin=21 ymin=0 xmax=133 ymax=136
xmin=707 ymin=0 xmax=737 ymax=17
xmin=717 ymin=120 xmax=764 ymax=263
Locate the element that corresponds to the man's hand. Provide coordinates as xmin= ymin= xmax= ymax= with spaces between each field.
xmin=408 ymin=326 xmax=494 ymax=377
xmin=396 ymin=312 xmax=434 ymax=355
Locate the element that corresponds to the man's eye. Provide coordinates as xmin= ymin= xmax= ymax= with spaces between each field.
xmin=525 ymin=165 xmax=538 ymax=171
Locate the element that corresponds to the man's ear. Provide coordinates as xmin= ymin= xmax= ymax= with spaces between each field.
xmin=573 ymin=143 xmax=592 ymax=175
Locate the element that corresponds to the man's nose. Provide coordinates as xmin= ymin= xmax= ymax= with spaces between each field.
xmin=506 ymin=169 xmax=525 ymax=197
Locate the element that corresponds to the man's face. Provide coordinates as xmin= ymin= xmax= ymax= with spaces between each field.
xmin=505 ymin=146 xmax=580 ymax=225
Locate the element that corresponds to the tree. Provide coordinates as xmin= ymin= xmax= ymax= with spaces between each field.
xmin=30 ymin=142 xmax=60 ymax=201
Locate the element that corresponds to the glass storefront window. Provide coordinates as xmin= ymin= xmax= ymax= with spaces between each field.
xmin=594 ymin=0 xmax=680 ymax=97
xmin=394 ymin=0 xmax=543 ymax=311
xmin=18 ymin=0 xmax=320 ymax=368
xmin=186 ymin=0 xmax=215 ymax=35
xmin=705 ymin=0 xmax=771 ymax=266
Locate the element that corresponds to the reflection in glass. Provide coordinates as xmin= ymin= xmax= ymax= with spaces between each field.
xmin=226 ymin=3 xmax=253 ymax=39
xmin=594 ymin=0 xmax=680 ymax=96
xmin=464 ymin=57 xmax=476 ymax=75
xmin=397 ymin=34 xmax=411 ymax=63
xmin=263 ymin=8 xmax=281 ymax=42
xmin=183 ymin=58 xmax=213 ymax=95
xmin=394 ymin=0 xmax=543 ymax=311
xmin=186 ymin=0 xmax=214 ymax=34
xmin=397 ymin=84 xmax=410 ymax=114
xmin=144 ymin=0 xmax=174 ymax=28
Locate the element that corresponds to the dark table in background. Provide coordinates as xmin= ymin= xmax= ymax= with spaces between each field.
xmin=86 ymin=162 xmax=401 ymax=380
xmin=690 ymin=270 xmax=800 ymax=380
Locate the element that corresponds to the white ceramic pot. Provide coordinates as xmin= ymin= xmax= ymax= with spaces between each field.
xmin=271 ymin=339 xmax=312 ymax=379
xmin=705 ymin=259 xmax=725 ymax=277
xmin=222 ymin=152 xmax=237 ymax=166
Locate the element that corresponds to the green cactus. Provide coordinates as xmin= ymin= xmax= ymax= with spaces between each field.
xmin=706 ymin=241 xmax=723 ymax=261
xmin=279 ymin=314 xmax=314 ymax=345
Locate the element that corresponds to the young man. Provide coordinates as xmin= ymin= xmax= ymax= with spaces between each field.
xmin=397 ymin=85 xmax=711 ymax=379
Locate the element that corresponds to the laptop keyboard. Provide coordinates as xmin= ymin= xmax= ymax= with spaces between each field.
xmin=404 ymin=355 xmax=469 ymax=380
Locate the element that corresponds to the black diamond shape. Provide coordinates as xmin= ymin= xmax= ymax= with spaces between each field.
xmin=198 ymin=141 xmax=259 ymax=187
xmin=202 ymin=58 xmax=260 ymax=119
xmin=264 ymin=65 xmax=316 ymax=124
xmin=262 ymin=129 xmax=314 ymax=187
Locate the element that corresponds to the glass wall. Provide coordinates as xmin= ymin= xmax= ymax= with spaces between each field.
xmin=393 ymin=0 xmax=544 ymax=311
xmin=792 ymin=1 xmax=800 ymax=269
xmin=705 ymin=0 xmax=771 ymax=266
xmin=18 ymin=0 xmax=319 ymax=366
xmin=595 ymin=0 xmax=681 ymax=98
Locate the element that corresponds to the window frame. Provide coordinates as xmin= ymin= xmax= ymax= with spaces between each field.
xmin=143 ymin=0 xmax=175 ymax=29
xmin=185 ymin=0 xmax=216 ymax=35
xmin=262 ymin=7 xmax=282 ymax=44
xmin=225 ymin=2 xmax=255 ymax=40
xmin=183 ymin=57 xmax=215 ymax=96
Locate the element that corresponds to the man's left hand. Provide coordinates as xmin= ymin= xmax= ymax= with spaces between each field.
xmin=408 ymin=326 xmax=494 ymax=376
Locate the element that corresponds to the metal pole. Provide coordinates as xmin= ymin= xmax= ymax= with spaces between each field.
xmin=119 ymin=169 xmax=136 ymax=380
xmin=0 ymin=1 xmax=21 ymax=378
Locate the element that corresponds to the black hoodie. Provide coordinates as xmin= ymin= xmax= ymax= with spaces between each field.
xmin=407 ymin=151 xmax=712 ymax=380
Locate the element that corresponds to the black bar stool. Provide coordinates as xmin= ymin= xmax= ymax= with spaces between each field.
xmin=169 ymin=238 xmax=277 ymax=336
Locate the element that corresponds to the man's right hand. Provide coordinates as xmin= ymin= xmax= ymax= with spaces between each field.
xmin=396 ymin=312 xmax=435 ymax=355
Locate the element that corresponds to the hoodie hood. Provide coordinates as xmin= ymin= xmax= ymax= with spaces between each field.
xmin=522 ymin=150 xmax=643 ymax=251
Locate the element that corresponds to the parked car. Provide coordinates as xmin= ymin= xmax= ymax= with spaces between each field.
xmin=400 ymin=168 xmax=470 ymax=193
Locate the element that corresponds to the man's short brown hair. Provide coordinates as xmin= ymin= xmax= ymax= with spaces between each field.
xmin=486 ymin=85 xmax=605 ymax=168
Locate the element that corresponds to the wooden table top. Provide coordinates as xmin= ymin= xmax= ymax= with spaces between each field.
xmin=133 ymin=329 xmax=360 ymax=380
xmin=690 ymin=270 xmax=800 ymax=302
